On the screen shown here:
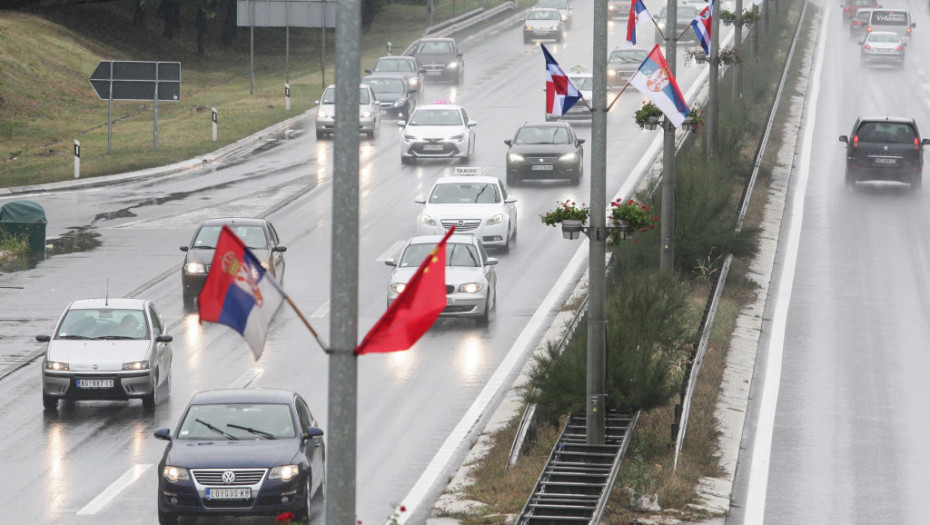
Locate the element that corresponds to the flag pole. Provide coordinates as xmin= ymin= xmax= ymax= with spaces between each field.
xmin=676 ymin=24 xmax=692 ymax=41
xmin=285 ymin=295 xmax=331 ymax=354
xmin=650 ymin=16 xmax=666 ymax=41
xmin=605 ymin=80 xmax=632 ymax=112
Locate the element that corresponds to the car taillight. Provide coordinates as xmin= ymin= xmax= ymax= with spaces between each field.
xmin=864 ymin=44 xmax=871 ymax=50
xmin=897 ymin=45 xmax=904 ymax=51
xmin=867 ymin=26 xmax=872 ymax=32
xmin=907 ymin=27 xmax=912 ymax=34
xmin=915 ymin=137 xmax=920 ymax=150
xmin=852 ymin=135 xmax=859 ymax=151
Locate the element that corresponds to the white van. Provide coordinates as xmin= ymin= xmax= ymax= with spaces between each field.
xmin=867 ymin=9 xmax=914 ymax=40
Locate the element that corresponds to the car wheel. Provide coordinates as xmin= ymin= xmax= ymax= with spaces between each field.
xmin=296 ymin=474 xmax=313 ymax=521
xmin=182 ymin=289 xmax=196 ymax=309
xmin=43 ymin=393 xmax=58 ymax=411
xmin=158 ymin=508 xmax=178 ymax=525
xmin=142 ymin=371 xmax=159 ymax=410
xmin=913 ymin=175 xmax=922 ymax=191
xmin=456 ymin=67 xmax=464 ymax=85
xmin=477 ymin=299 xmax=491 ymax=325
xmin=845 ymin=171 xmax=856 ymax=189
xmin=316 ymin=129 xmax=324 ymax=140
xmin=401 ymin=156 xmax=413 ymax=165
xmin=507 ymin=172 xmax=518 ymax=186
xmin=524 ymin=36 xmax=531 ymax=44
xmin=557 ymin=32 xmax=563 ymax=43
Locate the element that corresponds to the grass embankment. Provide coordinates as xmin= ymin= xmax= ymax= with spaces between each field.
xmin=435 ymin=4 xmax=808 ymax=524
xmin=0 ymin=0 xmax=510 ymax=187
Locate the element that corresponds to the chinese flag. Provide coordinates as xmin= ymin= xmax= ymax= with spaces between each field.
xmin=356 ymin=226 xmax=455 ymax=355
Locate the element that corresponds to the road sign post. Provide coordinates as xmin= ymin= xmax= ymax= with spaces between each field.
xmin=285 ymin=82 xmax=291 ymax=111
xmin=73 ymin=140 xmax=80 ymax=179
xmin=89 ymin=61 xmax=181 ymax=153
xmin=212 ymin=107 xmax=218 ymax=142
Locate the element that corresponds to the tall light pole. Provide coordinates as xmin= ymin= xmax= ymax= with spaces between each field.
xmin=659 ymin=0 xmax=678 ymax=271
xmin=706 ymin=0 xmax=720 ymax=157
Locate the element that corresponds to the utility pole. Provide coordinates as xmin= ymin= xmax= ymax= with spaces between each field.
xmin=659 ymin=0 xmax=677 ymax=272
xmin=327 ymin=0 xmax=361 ymax=523
xmin=734 ymin=0 xmax=743 ymax=99
xmin=586 ymin=0 xmax=609 ymax=445
xmin=706 ymin=0 xmax=720 ymax=157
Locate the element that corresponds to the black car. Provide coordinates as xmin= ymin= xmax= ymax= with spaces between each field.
xmin=154 ymin=389 xmax=326 ymax=524
xmin=362 ymin=74 xmax=417 ymax=120
xmin=839 ymin=116 xmax=930 ymax=189
xmin=365 ymin=55 xmax=425 ymax=93
xmin=406 ymin=37 xmax=464 ymax=84
xmin=180 ymin=218 xmax=286 ymax=308
xmin=505 ymin=122 xmax=585 ymax=185
xmin=656 ymin=4 xmax=700 ymax=43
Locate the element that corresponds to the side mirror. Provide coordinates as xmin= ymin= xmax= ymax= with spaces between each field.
xmin=415 ymin=197 xmax=426 ymax=204
xmin=922 ymin=138 xmax=930 ymax=145
xmin=36 ymin=335 xmax=50 ymax=342
xmin=385 ymin=258 xmax=397 ymax=267
xmin=314 ymin=100 xmax=320 ymax=105
xmin=505 ymin=196 xmax=518 ymax=204
xmin=485 ymin=257 xmax=499 ymax=266
xmin=305 ymin=427 xmax=325 ymax=440
xmin=468 ymin=120 xmax=478 ymax=127
xmin=273 ymin=246 xmax=288 ymax=252
xmin=364 ymin=69 xmax=373 ymax=74
xmin=397 ymin=120 xmax=406 ymax=127
xmin=180 ymin=246 xmax=189 ymax=252
xmin=577 ymin=138 xmax=586 ymax=145
xmin=154 ymin=428 xmax=171 ymax=440
xmin=504 ymin=139 xmax=512 ymax=146
xmin=839 ymin=135 xmax=849 ymax=143
xmin=156 ymin=335 xmax=173 ymax=343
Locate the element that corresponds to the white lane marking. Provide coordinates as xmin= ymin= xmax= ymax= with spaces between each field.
xmin=377 ymin=240 xmax=406 ymax=263
xmin=311 ymin=301 xmax=330 ymax=318
xmin=229 ymin=368 xmax=262 ymax=388
xmin=742 ymin=7 xmax=829 ymax=524
xmin=76 ymin=463 xmax=152 ymax=515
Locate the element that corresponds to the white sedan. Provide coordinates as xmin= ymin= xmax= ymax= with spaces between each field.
xmin=399 ymin=103 xmax=477 ymax=164
xmin=415 ymin=174 xmax=518 ymax=251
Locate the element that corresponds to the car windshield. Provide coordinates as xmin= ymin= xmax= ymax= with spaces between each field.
xmin=429 ymin=182 xmax=501 ymax=204
xmin=856 ymin=122 xmax=916 ymax=143
xmin=177 ymin=403 xmax=296 ymax=440
xmin=610 ymin=50 xmax=648 ymax=64
xmin=409 ymin=109 xmax=464 ymax=126
xmin=56 ymin=309 xmax=148 ymax=340
xmin=416 ymin=40 xmax=453 ymax=54
xmin=364 ymin=78 xmax=405 ymax=94
xmin=867 ymin=33 xmax=901 ymax=43
xmin=194 ymin=225 xmax=268 ymax=250
xmin=528 ymin=9 xmax=560 ymax=20
xmin=515 ymin=126 xmax=572 ymax=145
xmin=854 ymin=10 xmax=872 ymax=21
xmin=660 ymin=6 xmax=699 ymax=20
xmin=374 ymin=58 xmax=416 ymax=72
xmin=319 ymin=87 xmax=371 ymax=104
xmin=850 ymin=0 xmax=874 ymax=5
xmin=569 ymin=75 xmax=593 ymax=90
xmin=399 ymin=242 xmax=481 ymax=268
xmin=537 ymin=0 xmax=568 ymax=9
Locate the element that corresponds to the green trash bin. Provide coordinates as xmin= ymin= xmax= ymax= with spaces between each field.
xmin=0 ymin=200 xmax=47 ymax=260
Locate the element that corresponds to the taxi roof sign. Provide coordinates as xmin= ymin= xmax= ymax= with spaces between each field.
xmin=454 ymin=167 xmax=483 ymax=176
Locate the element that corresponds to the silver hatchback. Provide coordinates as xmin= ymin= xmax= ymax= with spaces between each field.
xmin=859 ymin=31 xmax=906 ymax=67
xmin=40 ymin=298 xmax=173 ymax=410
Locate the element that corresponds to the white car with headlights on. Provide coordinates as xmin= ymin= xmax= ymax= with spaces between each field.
xmin=386 ymin=234 xmax=498 ymax=322
xmin=415 ymin=174 xmax=518 ymax=251
xmin=39 ymin=298 xmax=173 ymax=411
xmin=315 ymin=83 xmax=381 ymax=139
xmin=399 ymin=103 xmax=477 ymax=164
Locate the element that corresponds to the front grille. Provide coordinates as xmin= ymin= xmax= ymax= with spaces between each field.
xmin=527 ymin=156 xmax=558 ymax=164
xmin=192 ymin=469 xmax=266 ymax=486
xmin=441 ymin=219 xmax=480 ymax=232
xmin=203 ymin=498 xmax=254 ymax=508
xmin=423 ymin=64 xmax=444 ymax=72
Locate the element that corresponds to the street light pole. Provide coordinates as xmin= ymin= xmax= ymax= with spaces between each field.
xmin=659 ymin=0 xmax=677 ymax=272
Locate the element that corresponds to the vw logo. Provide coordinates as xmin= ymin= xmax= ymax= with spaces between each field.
xmin=222 ymin=470 xmax=236 ymax=484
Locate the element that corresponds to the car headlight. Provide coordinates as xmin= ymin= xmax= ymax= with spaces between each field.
xmin=559 ymin=152 xmax=577 ymax=162
xmin=487 ymin=213 xmax=504 ymax=226
xmin=184 ymin=261 xmax=206 ymax=274
xmin=390 ymin=283 xmax=407 ymax=294
xmin=607 ymin=69 xmax=617 ymax=77
xmin=162 ymin=466 xmax=190 ymax=483
xmin=457 ymin=282 xmax=484 ymax=294
xmin=403 ymin=134 xmax=418 ymax=142
xmin=317 ymin=110 xmax=329 ymax=119
xmin=446 ymin=61 xmax=459 ymax=69
xmin=122 ymin=361 xmax=150 ymax=371
xmin=46 ymin=361 xmax=69 ymax=371
xmin=525 ymin=24 xmax=535 ymax=30
xmin=393 ymin=99 xmax=405 ymax=108
xmin=361 ymin=110 xmax=373 ymax=118
xmin=509 ymin=153 xmax=525 ymax=162
xmin=420 ymin=214 xmax=437 ymax=227
xmin=269 ymin=465 xmax=300 ymax=482
xmin=408 ymin=77 xmax=419 ymax=87
xmin=449 ymin=134 xmax=465 ymax=142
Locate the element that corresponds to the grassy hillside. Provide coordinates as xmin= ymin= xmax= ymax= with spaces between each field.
xmin=0 ymin=1 xmax=506 ymax=187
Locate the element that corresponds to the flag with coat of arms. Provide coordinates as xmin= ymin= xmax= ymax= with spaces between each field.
xmin=690 ymin=0 xmax=714 ymax=55
xmin=625 ymin=0 xmax=654 ymax=48
xmin=628 ymin=45 xmax=690 ymax=128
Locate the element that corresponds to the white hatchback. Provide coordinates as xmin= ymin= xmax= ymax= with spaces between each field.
xmin=399 ymin=104 xmax=477 ymax=164
xmin=415 ymin=174 xmax=518 ymax=251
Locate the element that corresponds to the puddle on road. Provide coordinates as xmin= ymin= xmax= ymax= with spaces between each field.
xmin=1 ymin=228 xmax=102 ymax=272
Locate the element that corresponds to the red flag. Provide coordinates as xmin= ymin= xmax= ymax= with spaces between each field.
xmin=355 ymin=227 xmax=456 ymax=355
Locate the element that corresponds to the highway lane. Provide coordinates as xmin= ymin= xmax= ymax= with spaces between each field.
xmin=0 ymin=2 xmax=719 ymax=523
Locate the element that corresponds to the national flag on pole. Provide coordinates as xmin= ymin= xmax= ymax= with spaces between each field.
xmin=690 ymin=0 xmax=714 ymax=55
xmin=629 ymin=45 xmax=690 ymax=128
xmin=355 ymin=226 xmax=455 ymax=355
xmin=541 ymin=44 xmax=582 ymax=118
xmin=199 ymin=225 xmax=285 ymax=360
xmin=624 ymin=0 xmax=653 ymax=48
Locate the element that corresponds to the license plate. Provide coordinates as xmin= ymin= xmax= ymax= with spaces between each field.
xmin=447 ymin=298 xmax=453 ymax=306
xmin=205 ymin=488 xmax=251 ymax=500
xmin=423 ymin=144 xmax=444 ymax=151
xmin=874 ymin=158 xmax=898 ymax=165
xmin=77 ymin=379 xmax=114 ymax=388
xmin=531 ymin=165 xmax=554 ymax=170
xmin=426 ymin=70 xmax=442 ymax=76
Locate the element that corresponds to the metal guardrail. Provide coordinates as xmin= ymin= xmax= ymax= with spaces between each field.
xmin=517 ymin=410 xmax=638 ymax=524
xmin=425 ymin=2 xmax=517 ymax=38
xmin=671 ymin=0 xmax=809 ymax=471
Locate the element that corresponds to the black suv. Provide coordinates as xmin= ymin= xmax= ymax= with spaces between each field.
xmin=839 ymin=116 xmax=930 ymax=190
xmin=406 ymin=37 xmax=464 ymax=84
xmin=505 ymin=122 xmax=585 ymax=186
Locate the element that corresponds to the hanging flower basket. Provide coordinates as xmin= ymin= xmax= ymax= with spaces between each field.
xmin=634 ymin=101 xmax=664 ymax=130
xmin=561 ymin=219 xmax=584 ymax=239
xmin=720 ymin=10 xmax=736 ymax=25
xmin=644 ymin=116 xmax=661 ymax=130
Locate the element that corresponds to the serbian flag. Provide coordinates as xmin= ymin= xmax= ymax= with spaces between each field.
xmin=356 ymin=227 xmax=455 ymax=355
xmin=629 ymin=45 xmax=689 ymax=128
xmin=541 ymin=44 xmax=582 ymax=118
xmin=624 ymin=0 xmax=653 ymax=48
xmin=199 ymin=225 xmax=285 ymax=360
xmin=690 ymin=0 xmax=714 ymax=55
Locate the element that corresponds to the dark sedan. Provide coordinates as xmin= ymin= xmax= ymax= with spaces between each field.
xmin=407 ymin=37 xmax=464 ymax=84
xmin=154 ymin=389 xmax=326 ymax=524
xmin=505 ymin=122 xmax=585 ymax=185
xmin=180 ymin=218 xmax=286 ymax=308
xmin=362 ymin=74 xmax=417 ymax=120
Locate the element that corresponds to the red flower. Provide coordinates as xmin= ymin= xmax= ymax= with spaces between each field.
xmin=399 ymin=505 xmax=407 ymax=512
xmin=276 ymin=511 xmax=296 ymax=523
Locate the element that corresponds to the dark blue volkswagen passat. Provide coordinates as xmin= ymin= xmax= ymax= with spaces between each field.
xmin=154 ymin=389 xmax=325 ymax=524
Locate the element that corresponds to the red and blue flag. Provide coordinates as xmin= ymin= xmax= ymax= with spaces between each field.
xmin=541 ymin=44 xmax=582 ymax=118
xmin=199 ymin=225 xmax=285 ymax=359
xmin=625 ymin=0 xmax=653 ymax=48
xmin=629 ymin=45 xmax=689 ymax=128
xmin=690 ymin=0 xmax=714 ymax=55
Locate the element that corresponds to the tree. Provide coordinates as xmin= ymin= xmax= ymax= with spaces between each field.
xmin=362 ymin=0 xmax=387 ymax=33
xmin=158 ymin=0 xmax=181 ymax=39
xmin=222 ymin=0 xmax=237 ymax=47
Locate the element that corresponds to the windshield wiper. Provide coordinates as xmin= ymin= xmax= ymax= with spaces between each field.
xmin=227 ymin=423 xmax=276 ymax=440
xmin=473 ymin=186 xmax=490 ymax=203
xmin=58 ymin=335 xmax=92 ymax=340
xmin=190 ymin=245 xmax=216 ymax=250
xmin=196 ymin=418 xmax=238 ymax=440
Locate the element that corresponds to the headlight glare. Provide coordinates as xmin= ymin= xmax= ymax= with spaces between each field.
xmin=162 ymin=466 xmax=190 ymax=483
xmin=457 ymin=282 xmax=484 ymax=294
xmin=508 ymin=153 xmax=525 ymax=162
xmin=317 ymin=110 xmax=329 ymax=119
xmin=447 ymin=61 xmax=459 ymax=69
xmin=269 ymin=465 xmax=300 ymax=481
xmin=361 ymin=111 xmax=372 ymax=118
xmin=122 ymin=361 xmax=150 ymax=371
xmin=184 ymin=261 xmax=206 ymax=274
xmin=390 ymin=283 xmax=407 ymax=294
xmin=559 ymin=152 xmax=577 ymax=161
xmin=46 ymin=361 xmax=69 ymax=371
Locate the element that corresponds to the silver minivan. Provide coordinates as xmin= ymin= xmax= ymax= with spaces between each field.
xmin=866 ymin=9 xmax=914 ymax=40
